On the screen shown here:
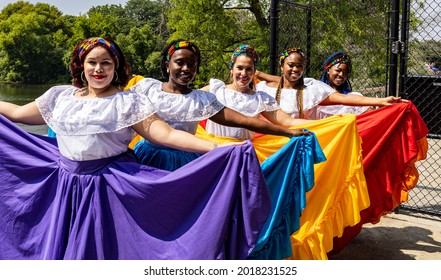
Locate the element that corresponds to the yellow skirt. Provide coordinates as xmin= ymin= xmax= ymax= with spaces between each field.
xmin=196 ymin=114 xmax=370 ymax=260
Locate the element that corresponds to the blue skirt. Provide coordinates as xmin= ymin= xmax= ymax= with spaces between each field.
xmin=134 ymin=139 xmax=202 ymax=171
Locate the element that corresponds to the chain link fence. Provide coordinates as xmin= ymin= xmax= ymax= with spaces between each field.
xmin=274 ymin=0 xmax=440 ymax=217
xmin=274 ymin=0 xmax=389 ymax=98
xmin=401 ymin=0 xmax=441 ymax=216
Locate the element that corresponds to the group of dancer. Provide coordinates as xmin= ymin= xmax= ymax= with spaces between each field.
xmin=0 ymin=37 xmax=428 ymax=260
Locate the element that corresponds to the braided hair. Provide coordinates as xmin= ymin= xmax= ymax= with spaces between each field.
xmin=276 ymin=48 xmax=306 ymax=118
xmin=320 ymin=50 xmax=352 ymax=94
xmin=275 ymin=48 xmax=306 ymax=103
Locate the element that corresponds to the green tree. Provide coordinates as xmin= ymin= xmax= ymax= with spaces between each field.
xmin=69 ymin=0 xmax=169 ymax=79
xmin=69 ymin=6 xmax=124 ymax=43
xmin=0 ymin=1 xmax=72 ymax=83
xmin=117 ymin=24 xmax=163 ymax=78
xmin=117 ymin=0 xmax=171 ymax=78
xmin=167 ymin=0 xmax=269 ymax=87
xmin=165 ymin=0 xmax=424 ymax=92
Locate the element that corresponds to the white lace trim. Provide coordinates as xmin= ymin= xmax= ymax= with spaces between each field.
xmin=35 ymin=86 xmax=156 ymax=136
xmin=131 ymin=78 xmax=224 ymax=122
xmin=256 ymin=78 xmax=335 ymax=118
xmin=316 ymin=92 xmax=370 ymax=118
xmin=209 ymin=78 xmax=279 ymax=117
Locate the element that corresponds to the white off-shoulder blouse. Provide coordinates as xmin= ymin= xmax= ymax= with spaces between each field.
xmin=256 ymin=78 xmax=369 ymax=119
xmin=206 ymin=78 xmax=279 ymax=140
xmin=131 ymin=78 xmax=224 ymax=134
xmin=36 ymin=85 xmax=156 ymax=161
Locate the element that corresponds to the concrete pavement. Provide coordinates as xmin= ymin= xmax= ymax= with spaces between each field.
xmin=330 ymin=209 xmax=441 ymax=260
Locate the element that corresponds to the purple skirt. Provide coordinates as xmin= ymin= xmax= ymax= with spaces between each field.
xmin=0 ymin=115 xmax=271 ymax=260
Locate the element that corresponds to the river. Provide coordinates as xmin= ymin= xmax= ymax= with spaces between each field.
xmin=0 ymin=83 xmax=52 ymax=135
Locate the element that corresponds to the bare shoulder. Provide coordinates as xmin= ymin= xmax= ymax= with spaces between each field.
xmin=266 ymin=81 xmax=279 ymax=88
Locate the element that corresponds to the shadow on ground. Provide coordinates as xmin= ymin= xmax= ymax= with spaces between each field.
xmin=329 ymin=212 xmax=441 ymax=260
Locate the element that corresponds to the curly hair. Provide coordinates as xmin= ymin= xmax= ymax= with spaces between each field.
xmin=160 ymin=39 xmax=201 ymax=79
xmin=70 ymin=37 xmax=130 ymax=88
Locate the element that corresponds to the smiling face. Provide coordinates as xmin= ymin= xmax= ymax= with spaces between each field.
xmin=230 ymin=54 xmax=255 ymax=91
xmin=83 ymin=46 xmax=116 ymax=90
xmin=166 ymin=48 xmax=198 ymax=87
xmin=281 ymin=52 xmax=305 ymax=86
xmin=327 ymin=63 xmax=349 ymax=88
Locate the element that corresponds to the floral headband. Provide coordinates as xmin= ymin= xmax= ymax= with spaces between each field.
xmin=77 ymin=37 xmax=120 ymax=68
xmin=279 ymin=48 xmax=305 ymax=65
xmin=229 ymin=44 xmax=258 ymax=69
xmin=324 ymin=54 xmax=351 ymax=70
xmin=166 ymin=40 xmax=199 ymax=61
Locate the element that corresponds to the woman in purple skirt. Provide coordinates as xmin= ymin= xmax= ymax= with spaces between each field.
xmin=0 ymin=37 xmax=271 ymax=260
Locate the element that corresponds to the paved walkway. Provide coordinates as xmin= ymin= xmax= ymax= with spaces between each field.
xmin=330 ymin=209 xmax=441 ymax=260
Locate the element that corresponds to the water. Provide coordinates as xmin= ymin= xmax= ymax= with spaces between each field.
xmin=0 ymin=83 xmax=53 ymax=135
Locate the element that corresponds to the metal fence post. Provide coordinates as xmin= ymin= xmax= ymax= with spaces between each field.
xmin=388 ymin=0 xmax=401 ymax=96
xmin=398 ymin=0 xmax=410 ymax=95
xmin=270 ymin=0 xmax=279 ymax=75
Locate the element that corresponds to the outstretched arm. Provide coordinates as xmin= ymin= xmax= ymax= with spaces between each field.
xmin=321 ymin=92 xmax=406 ymax=107
xmin=132 ymin=114 xmax=241 ymax=153
xmin=209 ymin=107 xmax=310 ymax=138
xmin=0 ymin=101 xmax=45 ymax=125
xmin=261 ymin=109 xmax=313 ymax=127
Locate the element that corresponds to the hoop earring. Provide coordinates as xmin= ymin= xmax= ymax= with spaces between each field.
xmin=81 ymin=71 xmax=87 ymax=84
xmin=113 ymin=71 xmax=119 ymax=82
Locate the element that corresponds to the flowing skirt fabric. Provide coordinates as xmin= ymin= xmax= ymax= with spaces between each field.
xmin=198 ymin=114 xmax=369 ymax=260
xmin=197 ymin=102 xmax=427 ymax=260
xmin=195 ymin=128 xmax=329 ymax=259
xmin=0 ymin=115 xmax=271 ymax=260
xmin=329 ymin=101 xmax=428 ymax=255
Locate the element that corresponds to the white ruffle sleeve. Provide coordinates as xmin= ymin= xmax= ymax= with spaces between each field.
xmin=315 ymin=91 xmax=370 ymax=119
xmin=256 ymin=79 xmax=335 ymax=119
xmin=205 ymin=79 xmax=279 ymax=140
xmin=36 ymin=86 xmax=156 ymax=135
xmin=131 ymin=78 xmax=224 ymax=134
xmin=209 ymin=78 xmax=279 ymax=117
xmin=35 ymin=86 xmax=157 ymax=161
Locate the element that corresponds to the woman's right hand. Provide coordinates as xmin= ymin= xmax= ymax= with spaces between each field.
xmin=289 ymin=128 xmax=311 ymax=137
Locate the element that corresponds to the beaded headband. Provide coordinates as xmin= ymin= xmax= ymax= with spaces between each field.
xmin=77 ymin=37 xmax=120 ymax=68
xmin=324 ymin=54 xmax=351 ymax=70
xmin=279 ymin=48 xmax=305 ymax=65
xmin=166 ymin=40 xmax=199 ymax=61
xmin=230 ymin=44 xmax=258 ymax=69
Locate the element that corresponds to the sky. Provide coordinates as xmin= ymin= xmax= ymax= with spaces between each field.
xmin=0 ymin=0 xmax=128 ymax=15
